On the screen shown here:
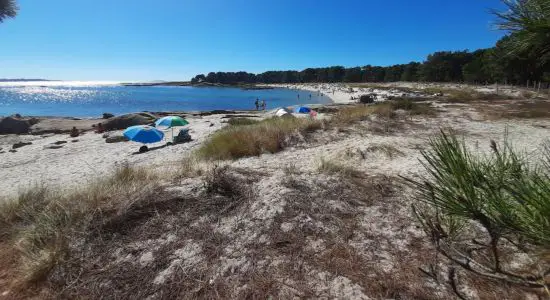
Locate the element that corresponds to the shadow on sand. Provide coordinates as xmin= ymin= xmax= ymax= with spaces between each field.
xmin=131 ymin=144 xmax=168 ymax=155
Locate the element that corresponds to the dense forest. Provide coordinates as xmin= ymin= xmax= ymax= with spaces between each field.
xmin=191 ymin=33 xmax=549 ymax=86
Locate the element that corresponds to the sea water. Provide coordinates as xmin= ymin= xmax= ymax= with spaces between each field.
xmin=0 ymin=81 xmax=331 ymax=117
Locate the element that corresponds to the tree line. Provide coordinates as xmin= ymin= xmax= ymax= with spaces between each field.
xmin=192 ymin=32 xmax=549 ymax=86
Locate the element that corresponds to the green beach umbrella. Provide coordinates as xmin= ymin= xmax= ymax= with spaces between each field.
xmin=155 ymin=116 xmax=190 ymax=142
xmin=155 ymin=116 xmax=189 ymax=127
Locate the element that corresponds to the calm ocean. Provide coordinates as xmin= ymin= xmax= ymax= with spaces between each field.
xmin=0 ymin=82 xmax=331 ymax=117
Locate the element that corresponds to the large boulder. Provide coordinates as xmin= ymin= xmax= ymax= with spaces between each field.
xmin=0 ymin=117 xmax=32 ymax=134
xmin=102 ymin=113 xmax=115 ymax=119
xmin=102 ymin=113 xmax=155 ymax=131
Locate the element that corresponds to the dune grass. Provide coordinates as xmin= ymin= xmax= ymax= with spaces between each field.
xmin=0 ymin=163 xmax=161 ymax=285
xmin=227 ymin=117 xmax=260 ymax=126
xmin=197 ymin=117 xmax=324 ymax=160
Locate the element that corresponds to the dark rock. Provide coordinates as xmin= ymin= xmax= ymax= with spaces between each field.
xmin=28 ymin=118 xmax=40 ymax=125
xmin=359 ymin=94 xmax=376 ymax=104
xmin=9 ymin=149 xmax=17 ymax=153
xmin=102 ymin=113 xmax=115 ymax=119
xmin=209 ymin=123 xmax=214 ymax=127
xmin=11 ymin=113 xmax=22 ymax=118
xmin=71 ymin=139 xmax=79 ymax=143
xmin=0 ymin=117 xmax=31 ymax=134
xmin=12 ymin=142 xmax=32 ymax=149
xmin=314 ymin=106 xmax=339 ymax=113
xmin=43 ymin=145 xmax=64 ymax=150
xmin=105 ymin=134 xmax=129 ymax=143
xmin=53 ymin=141 xmax=67 ymax=145
xmin=102 ymin=113 xmax=155 ymax=131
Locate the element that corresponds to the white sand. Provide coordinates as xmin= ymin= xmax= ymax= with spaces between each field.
xmin=0 ymin=115 xmax=225 ymax=197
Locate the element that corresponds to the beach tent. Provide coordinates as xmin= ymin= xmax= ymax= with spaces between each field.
xmin=295 ymin=106 xmax=311 ymax=114
xmin=275 ymin=108 xmax=292 ymax=117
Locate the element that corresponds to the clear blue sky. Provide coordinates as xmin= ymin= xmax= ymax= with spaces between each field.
xmin=0 ymin=0 xmax=507 ymax=81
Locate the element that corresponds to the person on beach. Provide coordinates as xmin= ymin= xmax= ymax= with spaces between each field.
xmin=255 ymin=98 xmax=259 ymax=110
xmin=70 ymin=126 xmax=79 ymax=137
xmin=95 ymin=123 xmax=104 ymax=134
xmin=261 ymin=100 xmax=266 ymax=111
xmin=309 ymin=94 xmax=312 ymax=99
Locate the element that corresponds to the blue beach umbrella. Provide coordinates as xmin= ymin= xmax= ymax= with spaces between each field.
xmin=295 ymin=106 xmax=311 ymax=114
xmin=123 ymin=125 xmax=164 ymax=144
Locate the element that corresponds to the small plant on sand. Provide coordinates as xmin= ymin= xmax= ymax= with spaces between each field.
xmin=405 ymin=131 xmax=550 ymax=296
xmin=365 ymin=144 xmax=405 ymax=159
xmin=197 ymin=117 xmax=323 ymax=160
xmin=317 ymin=157 xmax=362 ymax=177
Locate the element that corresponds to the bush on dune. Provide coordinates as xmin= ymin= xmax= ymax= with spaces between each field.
xmin=405 ymin=131 xmax=550 ymax=295
xmin=197 ymin=117 xmax=323 ymax=160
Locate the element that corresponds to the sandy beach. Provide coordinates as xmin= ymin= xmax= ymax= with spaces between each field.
xmin=267 ymin=82 xmax=531 ymax=104
xmin=0 ymin=114 xmax=226 ymax=196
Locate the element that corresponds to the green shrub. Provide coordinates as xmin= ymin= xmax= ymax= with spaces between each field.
xmin=406 ymin=130 xmax=550 ymax=292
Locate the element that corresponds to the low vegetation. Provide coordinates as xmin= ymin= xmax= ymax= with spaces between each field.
xmin=197 ymin=117 xmax=323 ymax=160
xmin=317 ymin=157 xmax=362 ymax=177
xmin=365 ymin=144 xmax=405 ymax=159
xmin=480 ymin=100 xmax=550 ymax=119
xmin=332 ymin=99 xmax=436 ymax=126
xmin=226 ymin=117 xmax=260 ymax=126
xmin=0 ymin=164 xmax=161 ymax=287
xmin=406 ymin=131 xmax=550 ymax=297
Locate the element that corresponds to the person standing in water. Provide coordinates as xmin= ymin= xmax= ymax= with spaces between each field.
xmin=261 ymin=99 xmax=266 ymax=111
xmin=255 ymin=98 xmax=259 ymax=110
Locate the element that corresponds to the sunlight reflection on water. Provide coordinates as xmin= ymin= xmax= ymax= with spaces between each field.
xmin=0 ymin=81 xmax=331 ymax=117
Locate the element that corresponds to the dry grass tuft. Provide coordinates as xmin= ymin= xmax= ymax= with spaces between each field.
xmin=227 ymin=117 xmax=260 ymax=126
xmin=0 ymin=163 xmax=162 ymax=286
xmin=331 ymin=99 xmax=436 ymax=126
xmin=476 ymin=100 xmax=550 ymax=120
xmin=197 ymin=117 xmax=324 ymax=160
xmin=317 ymin=157 xmax=363 ymax=178
xmin=365 ymin=144 xmax=405 ymax=159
